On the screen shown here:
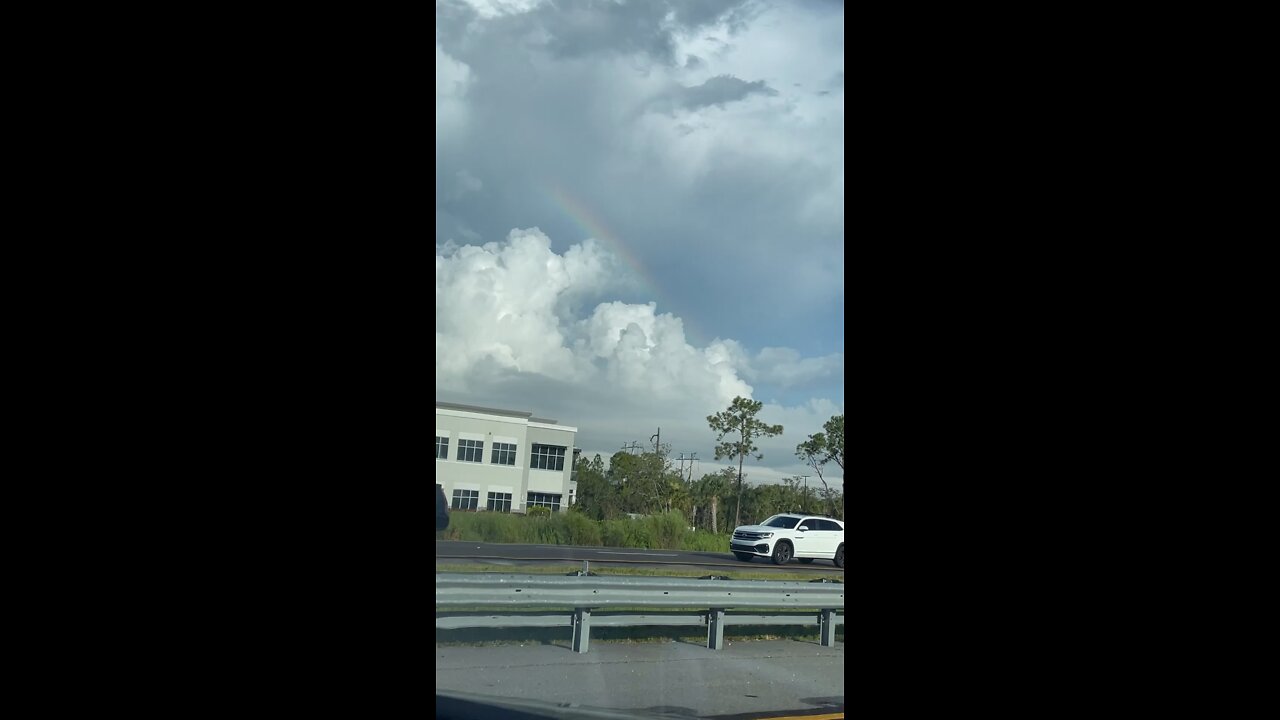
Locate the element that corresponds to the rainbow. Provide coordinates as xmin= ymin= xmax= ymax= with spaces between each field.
xmin=544 ymin=184 xmax=707 ymax=347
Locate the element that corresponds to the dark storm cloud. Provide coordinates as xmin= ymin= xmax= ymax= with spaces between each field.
xmin=435 ymin=0 xmax=845 ymax=479
xmin=537 ymin=0 xmax=681 ymax=64
xmin=441 ymin=0 xmax=758 ymax=67
xmin=671 ymin=0 xmax=762 ymax=35
xmin=540 ymin=0 xmax=759 ymax=59
xmin=435 ymin=0 xmax=480 ymax=38
xmin=435 ymin=0 xmax=843 ymax=357
xmin=669 ymin=74 xmax=778 ymax=111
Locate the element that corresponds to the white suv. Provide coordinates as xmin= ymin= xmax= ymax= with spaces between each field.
xmin=730 ymin=513 xmax=845 ymax=567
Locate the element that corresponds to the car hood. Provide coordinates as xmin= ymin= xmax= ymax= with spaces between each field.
xmin=733 ymin=524 xmax=782 ymax=533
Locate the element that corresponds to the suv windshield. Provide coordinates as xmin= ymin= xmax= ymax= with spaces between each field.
xmin=762 ymin=515 xmax=802 ymax=529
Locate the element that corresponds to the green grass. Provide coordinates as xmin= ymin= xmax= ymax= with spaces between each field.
xmin=440 ymin=510 xmax=729 ymax=552
xmin=435 ymin=562 xmax=841 ymax=583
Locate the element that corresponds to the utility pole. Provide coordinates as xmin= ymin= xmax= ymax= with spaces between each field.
xmin=677 ymin=451 xmax=699 ymax=524
xmin=648 ymin=428 xmax=663 ymax=512
xmin=689 ymin=454 xmax=699 ymax=524
xmin=621 ymin=441 xmax=641 ymax=455
xmin=800 ymin=475 xmax=810 ymax=513
xmin=679 ymin=452 xmax=698 ymax=482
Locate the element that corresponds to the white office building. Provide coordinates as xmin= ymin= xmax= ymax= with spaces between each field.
xmin=435 ymin=401 xmax=579 ymax=514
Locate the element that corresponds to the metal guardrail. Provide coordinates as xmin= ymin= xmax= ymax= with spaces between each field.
xmin=436 ymin=572 xmax=844 ymax=653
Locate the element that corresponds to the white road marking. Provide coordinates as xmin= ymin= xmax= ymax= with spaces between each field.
xmin=594 ymin=551 xmax=679 ymax=557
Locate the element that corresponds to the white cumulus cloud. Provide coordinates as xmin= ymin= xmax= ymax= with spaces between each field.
xmin=436 ymin=229 xmax=843 ymax=483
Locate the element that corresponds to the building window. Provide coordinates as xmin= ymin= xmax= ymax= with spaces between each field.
xmin=456 ymin=439 xmax=484 ymax=463
xmin=452 ymin=489 xmax=479 ymax=510
xmin=436 ymin=436 xmax=448 ymax=459
xmin=530 ymin=444 xmax=566 ymax=471
xmin=491 ymin=442 xmax=516 ymax=466
xmin=487 ymin=492 xmax=512 ymax=513
xmin=527 ymin=492 xmax=562 ymax=512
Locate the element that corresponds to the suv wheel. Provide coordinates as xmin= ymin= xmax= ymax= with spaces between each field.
xmin=834 ymin=544 xmax=845 ymax=568
xmin=771 ymin=541 xmax=792 ymax=565
xmin=733 ymin=552 xmax=753 ymax=562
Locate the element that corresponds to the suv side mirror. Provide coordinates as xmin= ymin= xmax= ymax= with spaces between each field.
xmin=797 ymin=525 xmax=808 ymax=532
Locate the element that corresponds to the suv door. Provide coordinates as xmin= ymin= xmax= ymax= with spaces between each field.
xmin=818 ymin=519 xmax=843 ymax=555
xmin=796 ymin=517 xmax=825 ymax=557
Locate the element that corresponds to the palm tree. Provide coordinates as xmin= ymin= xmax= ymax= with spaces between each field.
xmin=692 ymin=469 xmax=735 ymax=533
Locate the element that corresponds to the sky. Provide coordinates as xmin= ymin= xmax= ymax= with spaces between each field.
xmin=436 ymin=0 xmax=844 ymax=487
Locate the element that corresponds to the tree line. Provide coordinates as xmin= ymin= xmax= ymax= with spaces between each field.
xmin=573 ymin=397 xmax=844 ymax=533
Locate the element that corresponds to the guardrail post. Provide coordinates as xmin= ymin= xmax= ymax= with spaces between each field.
xmin=707 ymin=608 xmax=725 ymax=650
xmin=572 ymin=607 xmax=592 ymax=653
xmin=437 ymin=573 xmax=844 ymax=652
xmin=819 ymin=609 xmax=836 ymax=647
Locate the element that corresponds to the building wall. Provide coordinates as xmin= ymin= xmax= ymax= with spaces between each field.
xmin=526 ymin=423 xmax=576 ymax=497
xmin=436 ymin=404 xmax=577 ymax=513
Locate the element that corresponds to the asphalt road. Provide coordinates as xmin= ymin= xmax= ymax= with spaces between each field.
xmin=436 ymin=541 xmax=844 ymax=574
xmin=436 ymin=639 xmax=844 ymax=719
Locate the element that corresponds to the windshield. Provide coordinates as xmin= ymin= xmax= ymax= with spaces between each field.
xmin=436 ymin=1 xmax=844 ymax=717
xmin=762 ymin=515 xmax=802 ymax=529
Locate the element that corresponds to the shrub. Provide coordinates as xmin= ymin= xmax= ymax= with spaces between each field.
xmin=526 ymin=506 xmax=551 ymax=518
xmin=559 ymin=511 xmax=603 ymax=546
xmin=436 ymin=509 xmax=725 ymax=552
xmin=646 ymin=511 xmax=688 ymax=549
xmin=443 ymin=512 xmax=530 ymax=543
xmin=474 ymin=512 xmax=525 ymax=543
xmin=528 ymin=515 xmax=560 ymax=544
xmin=601 ymin=520 xmax=627 ymax=547
xmin=623 ymin=521 xmax=653 ymax=549
xmin=681 ymin=530 xmax=728 ymax=552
